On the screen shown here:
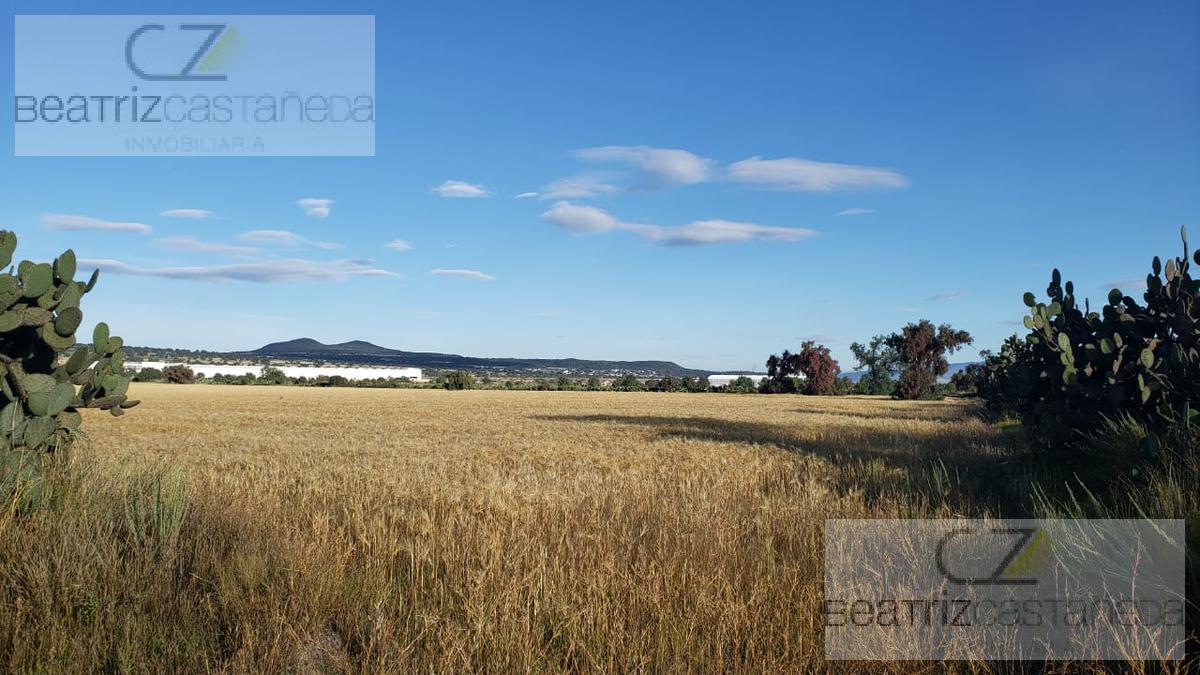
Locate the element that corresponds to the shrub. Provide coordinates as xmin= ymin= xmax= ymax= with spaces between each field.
xmin=886 ymin=320 xmax=972 ymax=400
xmin=985 ymin=227 xmax=1200 ymax=452
xmin=585 ymin=377 xmax=602 ymax=391
xmin=0 ymin=231 xmax=134 ymax=457
xmin=163 ymin=365 xmax=195 ymax=384
xmin=123 ymin=467 xmax=188 ymax=551
xmin=441 ymin=371 xmax=476 ymax=390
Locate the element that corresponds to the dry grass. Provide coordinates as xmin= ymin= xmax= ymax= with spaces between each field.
xmin=0 ymin=385 xmax=1192 ymax=672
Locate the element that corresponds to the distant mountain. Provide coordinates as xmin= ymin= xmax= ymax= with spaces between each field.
xmin=237 ymin=338 xmax=714 ymax=378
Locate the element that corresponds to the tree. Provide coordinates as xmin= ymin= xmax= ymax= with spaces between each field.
xmin=885 ymin=320 xmax=973 ymax=400
xmin=764 ymin=341 xmax=840 ymax=395
xmin=727 ymin=376 xmax=758 ymax=394
xmin=259 ymin=366 xmax=288 ymax=385
xmin=163 ymin=365 xmax=196 ymax=384
xmin=763 ymin=351 xmax=800 ymax=393
xmin=610 ymin=374 xmax=642 ymax=391
xmin=585 ymin=376 xmax=602 ymax=391
xmin=653 ymin=376 xmax=681 ymax=392
xmin=849 ymin=335 xmax=899 ymax=396
xmin=441 ymin=371 xmax=476 ymax=390
xmin=134 ymin=367 xmax=164 ymax=382
xmin=949 ymin=364 xmax=984 ymax=394
xmin=796 ymin=341 xmax=840 ymax=395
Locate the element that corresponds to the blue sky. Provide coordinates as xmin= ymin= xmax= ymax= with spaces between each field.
xmin=2 ymin=1 xmax=1198 ymax=371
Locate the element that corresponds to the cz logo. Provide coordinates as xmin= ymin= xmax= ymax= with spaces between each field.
xmin=125 ymin=23 xmax=238 ymax=81
xmin=935 ymin=526 xmax=1052 ymax=586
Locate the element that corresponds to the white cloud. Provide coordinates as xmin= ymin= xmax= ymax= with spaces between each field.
xmin=1106 ymin=278 xmax=1148 ymax=290
xmin=384 ymin=239 xmax=413 ymax=251
xmin=432 ymin=180 xmax=492 ymax=198
xmin=41 ymin=213 xmax=151 ymax=234
xmin=929 ymin=291 xmax=968 ymax=301
xmin=157 ymin=235 xmax=258 ymax=255
xmin=297 ymin=198 xmax=333 ymax=218
xmin=160 ymin=209 xmax=214 ymax=219
xmin=837 ymin=208 xmax=875 ymax=216
xmin=538 ymin=174 xmax=620 ymax=200
xmin=540 ymin=201 xmax=621 ymax=233
xmin=514 ymin=192 xmax=539 ymax=199
xmin=78 ymin=257 xmax=400 ymax=283
xmin=727 ymin=156 xmax=908 ymax=192
xmin=238 ymin=229 xmax=341 ymax=250
xmin=574 ymin=145 xmax=714 ymax=187
xmin=429 ymin=268 xmax=495 ymax=281
xmin=632 ymin=219 xmax=818 ymax=245
xmin=540 ymin=201 xmax=817 ymax=246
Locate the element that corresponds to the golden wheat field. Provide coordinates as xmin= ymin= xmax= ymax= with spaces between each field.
xmin=0 ymin=385 xmax=1194 ymax=673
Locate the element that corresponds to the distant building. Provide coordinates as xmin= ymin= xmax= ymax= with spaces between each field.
xmin=124 ymin=361 xmax=423 ymax=381
xmin=708 ymin=374 xmax=768 ymax=388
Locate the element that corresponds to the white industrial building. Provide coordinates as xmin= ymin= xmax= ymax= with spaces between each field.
xmin=124 ymin=362 xmax=423 ymax=381
xmin=707 ymin=374 xmax=768 ymax=388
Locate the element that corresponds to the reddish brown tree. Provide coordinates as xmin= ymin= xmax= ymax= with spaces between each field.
xmin=765 ymin=341 xmax=840 ymax=395
xmin=885 ymin=320 xmax=972 ymax=399
xmin=796 ymin=341 xmax=840 ymax=395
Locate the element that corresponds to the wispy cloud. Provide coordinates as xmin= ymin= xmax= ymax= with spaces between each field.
xmin=384 ymin=239 xmax=413 ymax=251
xmin=798 ymin=333 xmax=848 ymax=344
xmin=540 ymin=201 xmax=817 ymax=246
xmin=727 ymin=156 xmax=908 ymax=192
xmin=538 ymin=174 xmax=620 ymax=200
xmin=429 ymin=268 xmax=495 ymax=281
xmin=432 ymin=180 xmax=492 ymax=198
xmin=238 ymin=229 xmax=341 ymax=250
xmin=297 ymin=198 xmax=333 ymax=218
xmin=574 ymin=145 xmax=714 ymax=187
xmin=837 ymin=208 xmax=875 ymax=216
xmin=41 ymin=213 xmax=151 ymax=234
xmin=157 ymin=235 xmax=258 ymax=255
xmin=1106 ymin=278 xmax=1148 ymax=290
xmin=79 ymin=258 xmax=400 ymax=283
xmin=929 ymin=291 xmax=968 ymax=301
xmin=514 ymin=191 xmax=539 ymax=199
xmin=160 ymin=209 xmax=214 ymax=219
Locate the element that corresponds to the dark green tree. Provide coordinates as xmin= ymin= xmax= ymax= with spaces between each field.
xmin=849 ymin=335 xmax=899 ymax=395
xmin=885 ymin=320 xmax=972 ymax=400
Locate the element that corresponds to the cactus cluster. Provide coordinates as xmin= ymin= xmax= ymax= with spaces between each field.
xmin=0 ymin=230 xmax=135 ymax=453
xmin=1001 ymin=226 xmax=1199 ymax=445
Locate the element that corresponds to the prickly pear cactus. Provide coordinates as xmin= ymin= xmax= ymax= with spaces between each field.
xmin=1011 ymin=226 xmax=1199 ymax=446
xmin=0 ymin=230 xmax=136 ymax=453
